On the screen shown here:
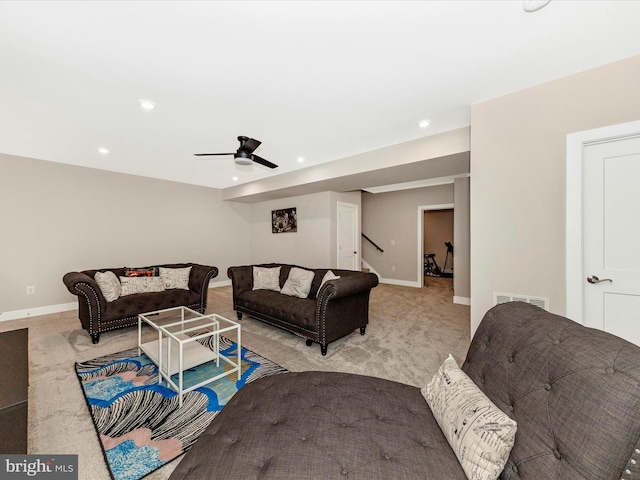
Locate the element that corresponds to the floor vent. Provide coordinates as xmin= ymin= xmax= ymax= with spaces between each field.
xmin=493 ymin=292 xmax=549 ymax=311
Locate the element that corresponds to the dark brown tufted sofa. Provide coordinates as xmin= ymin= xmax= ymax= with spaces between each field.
xmin=168 ymin=302 xmax=640 ymax=480
xmin=63 ymin=263 xmax=218 ymax=344
xmin=227 ymin=264 xmax=379 ymax=355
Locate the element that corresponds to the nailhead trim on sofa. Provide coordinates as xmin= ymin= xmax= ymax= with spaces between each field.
xmin=64 ymin=263 xmax=218 ymax=343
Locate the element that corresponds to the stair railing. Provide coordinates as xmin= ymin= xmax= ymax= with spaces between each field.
xmin=362 ymin=233 xmax=384 ymax=253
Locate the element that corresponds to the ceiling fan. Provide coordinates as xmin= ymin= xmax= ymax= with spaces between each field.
xmin=194 ymin=136 xmax=278 ymax=169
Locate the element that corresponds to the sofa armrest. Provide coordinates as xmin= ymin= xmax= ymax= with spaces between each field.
xmin=62 ymin=271 xmax=106 ymax=331
xmin=227 ymin=265 xmax=256 ymax=311
xmin=63 ymin=272 xmax=105 ymax=305
xmin=317 ymin=273 xmax=379 ymax=302
xmin=188 ymin=264 xmax=218 ymax=311
xmin=227 ymin=266 xmax=254 ymax=292
xmin=189 ymin=264 xmax=219 ymax=292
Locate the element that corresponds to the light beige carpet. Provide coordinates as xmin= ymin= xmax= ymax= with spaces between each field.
xmin=0 ymin=279 xmax=470 ymax=480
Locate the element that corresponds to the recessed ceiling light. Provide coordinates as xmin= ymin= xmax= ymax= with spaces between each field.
xmin=297 ymin=157 xmax=305 ymax=163
xmin=418 ymin=120 xmax=430 ymax=128
xmin=97 ymin=147 xmax=109 ymax=155
xmin=232 ymin=176 xmax=239 ymax=182
xmin=138 ymin=99 xmax=156 ymax=110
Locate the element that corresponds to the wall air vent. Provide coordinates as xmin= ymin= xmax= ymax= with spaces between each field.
xmin=493 ymin=292 xmax=549 ymax=311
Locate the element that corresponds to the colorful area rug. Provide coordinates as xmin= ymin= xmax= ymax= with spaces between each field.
xmin=75 ymin=337 xmax=288 ymax=480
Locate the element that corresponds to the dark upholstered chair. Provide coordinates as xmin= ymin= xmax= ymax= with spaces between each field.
xmin=168 ymin=302 xmax=640 ymax=480
xmin=63 ymin=263 xmax=218 ymax=343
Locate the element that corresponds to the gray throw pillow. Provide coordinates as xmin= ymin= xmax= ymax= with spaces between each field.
xmin=252 ymin=266 xmax=281 ymax=292
xmin=94 ymin=271 xmax=121 ymax=302
xmin=281 ymin=267 xmax=315 ymax=298
xmin=316 ymin=270 xmax=340 ymax=297
xmin=120 ymin=276 xmax=165 ymax=296
xmin=159 ymin=266 xmax=191 ymax=290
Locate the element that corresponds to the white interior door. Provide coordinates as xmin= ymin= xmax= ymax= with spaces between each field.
xmin=337 ymin=202 xmax=358 ymax=271
xmin=583 ymin=135 xmax=640 ymax=346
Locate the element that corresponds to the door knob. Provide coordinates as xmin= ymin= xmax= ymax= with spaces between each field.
xmin=587 ymin=275 xmax=613 ymax=284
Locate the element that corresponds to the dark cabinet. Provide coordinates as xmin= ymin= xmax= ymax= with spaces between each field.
xmin=0 ymin=328 xmax=28 ymax=453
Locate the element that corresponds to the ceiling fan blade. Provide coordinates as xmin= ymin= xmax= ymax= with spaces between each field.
xmin=241 ymin=138 xmax=261 ymax=154
xmin=251 ymin=154 xmax=278 ymax=169
xmin=193 ymin=152 xmax=234 ymax=156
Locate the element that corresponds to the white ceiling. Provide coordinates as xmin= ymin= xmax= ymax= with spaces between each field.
xmin=1 ymin=1 xmax=639 ymax=190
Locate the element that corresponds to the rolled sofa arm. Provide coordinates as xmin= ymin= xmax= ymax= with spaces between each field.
xmin=62 ymin=271 xmax=106 ymax=331
xmin=318 ymin=272 xmax=379 ymax=302
xmin=63 ymin=272 xmax=105 ymax=305
xmin=189 ymin=264 xmax=219 ymax=291
xmin=188 ymin=264 xmax=219 ymax=309
xmin=227 ymin=266 xmax=254 ymax=292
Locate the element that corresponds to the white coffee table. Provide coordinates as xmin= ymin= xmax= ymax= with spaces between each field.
xmin=138 ymin=306 xmax=241 ymax=407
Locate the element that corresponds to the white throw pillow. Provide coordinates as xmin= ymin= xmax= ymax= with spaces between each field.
xmin=316 ymin=270 xmax=340 ymax=297
xmin=252 ymin=266 xmax=281 ymax=292
xmin=159 ymin=266 xmax=191 ymax=290
xmin=120 ymin=276 xmax=165 ymax=296
xmin=94 ymin=271 xmax=121 ymax=302
xmin=422 ymin=355 xmax=517 ymax=480
xmin=281 ymin=267 xmax=315 ymax=298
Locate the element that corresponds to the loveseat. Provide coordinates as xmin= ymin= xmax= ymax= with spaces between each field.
xmin=168 ymin=301 xmax=640 ymax=480
xmin=227 ymin=263 xmax=379 ymax=355
xmin=63 ymin=263 xmax=218 ymax=344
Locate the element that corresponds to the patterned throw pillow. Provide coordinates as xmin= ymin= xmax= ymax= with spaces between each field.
xmin=94 ymin=271 xmax=121 ymax=302
xmin=422 ymin=355 xmax=517 ymax=480
xmin=281 ymin=267 xmax=315 ymax=298
xmin=124 ymin=267 xmax=158 ymax=277
xmin=159 ymin=267 xmax=192 ymax=290
xmin=120 ymin=276 xmax=165 ymax=296
xmin=316 ymin=270 xmax=340 ymax=297
xmin=252 ymin=266 xmax=281 ymax=292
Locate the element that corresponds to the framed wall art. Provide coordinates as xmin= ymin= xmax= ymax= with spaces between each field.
xmin=272 ymin=207 xmax=297 ymax=233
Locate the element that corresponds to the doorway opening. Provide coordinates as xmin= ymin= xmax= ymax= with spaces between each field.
xmin=418 ymin=204 xmax=454 ymax=287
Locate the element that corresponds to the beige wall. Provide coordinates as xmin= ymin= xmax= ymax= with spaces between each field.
xmin=0 ymin=153 xmax=251 ymax=315
xmin=0 ymin=151 xmax=363 ymax=317
xmin=470 ymin=55 xmax=640 ymax=334
xmin=453 ymin=177 xmax=470 ymax=302
xmin=249 ymin=190 xmax=361 ymax=268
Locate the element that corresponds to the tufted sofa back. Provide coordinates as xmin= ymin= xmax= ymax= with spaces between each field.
xmin=229 ymin=263 xmax=371 ymax=299
xmin=462 ymin=302 xmax=640 ymax=480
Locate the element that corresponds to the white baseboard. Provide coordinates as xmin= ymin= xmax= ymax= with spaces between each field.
xmin=0 ymin=281 xmax=232 ymax=322
xmin=454 ymin=296 xmax=471 ymax=306
xmin=380 ymin=278 xmax=421 ymax=288
xmin=0 ymin=302 xmax=77 ymax=322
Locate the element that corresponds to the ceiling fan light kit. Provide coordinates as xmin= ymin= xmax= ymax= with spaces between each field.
xmin=234 ymin=150 xmax=253 ymax=166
